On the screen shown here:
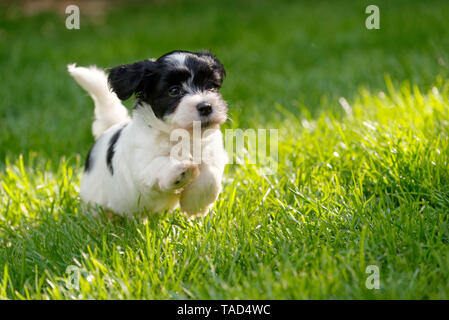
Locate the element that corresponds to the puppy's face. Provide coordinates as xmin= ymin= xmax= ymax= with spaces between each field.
xmin=108 ymin=50 xmax=227 ymax=129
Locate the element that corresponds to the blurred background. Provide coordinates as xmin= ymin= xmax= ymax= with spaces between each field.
xmin=1 ymin=0 xmax=449 ymax=162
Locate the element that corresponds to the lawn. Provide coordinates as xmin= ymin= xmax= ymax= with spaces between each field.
xmin=1 ymin=0 xmax=449 ymax=299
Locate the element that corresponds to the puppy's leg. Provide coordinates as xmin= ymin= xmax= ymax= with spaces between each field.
xmin=141 ymin=157 xmax=199 ymax=192
xmin=179 ymin=164 xmax=222 ymax=216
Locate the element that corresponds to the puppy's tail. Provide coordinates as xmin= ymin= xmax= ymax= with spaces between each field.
xmin=68 ymin=64 xmax=130 ymax=139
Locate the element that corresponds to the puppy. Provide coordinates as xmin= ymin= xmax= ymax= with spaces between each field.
xmin=68 ymin=50 xmax=228 ymax=216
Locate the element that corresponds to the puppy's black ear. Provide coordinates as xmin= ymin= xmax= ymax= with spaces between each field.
xmin=213 ymin=58 xmax=226 ymax=81
xmin=199 ymin=50 xmax=226 ymax=81
xmin=108 ymin=59 xmax=157 ymax=101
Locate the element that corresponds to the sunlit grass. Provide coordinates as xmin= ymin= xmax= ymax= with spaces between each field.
xmin=1 ymin=78 xmax=448 ymax=299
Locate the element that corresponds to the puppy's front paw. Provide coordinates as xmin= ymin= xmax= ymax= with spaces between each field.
xmin=173 ymin=164 xmax=199 ymax=189
xmin=180 ymin=183 xmax=219 ymax=217
xmin=180 ymin=169 xmax=221 ymax=217
xmin=159 ymin=163 xmax=199 ymax=191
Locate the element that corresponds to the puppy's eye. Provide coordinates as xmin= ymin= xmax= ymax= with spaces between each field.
xmin=168 ymin=86 xmax=182 ymax=97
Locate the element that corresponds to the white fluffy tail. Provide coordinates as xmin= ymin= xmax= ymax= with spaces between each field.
xmin=68 ymin=64 xmax=130 ymax=139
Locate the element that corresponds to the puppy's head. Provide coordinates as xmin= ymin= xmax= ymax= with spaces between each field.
xmin=108 ymin=50 xmax=227 ymax=130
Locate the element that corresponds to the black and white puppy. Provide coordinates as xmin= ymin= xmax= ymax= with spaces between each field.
xmin=68 ymin=50 xmax=228 ymax=216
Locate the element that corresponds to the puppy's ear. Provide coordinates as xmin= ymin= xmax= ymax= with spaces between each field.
xmin=198 ymin=50 xmax=226 ymax=81
xmin=212 ymin=58 xmax=226 ymax=82
xmin=108 ymin=59 xmax=157 ymax=100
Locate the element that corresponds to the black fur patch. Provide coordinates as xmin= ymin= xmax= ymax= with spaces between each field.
xmin=108 ymin=60 xmax=157 ymax=101
xmin=185 ymin=52 xmax=225 ymax=89
xmin=106 ymin=126 xmax=125 ymax=175
xmin=84 ymin=142 xmax=96 ymax=172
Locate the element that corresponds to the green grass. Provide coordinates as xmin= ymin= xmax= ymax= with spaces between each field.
xmin=1 ymin=0 xmax=449 ymax=299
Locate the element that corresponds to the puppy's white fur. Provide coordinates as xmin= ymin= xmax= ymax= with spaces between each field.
xmin=68 ymin=64 xmax=227 ymax=216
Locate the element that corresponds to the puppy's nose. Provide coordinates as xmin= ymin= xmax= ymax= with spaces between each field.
xmin=197 ymin=102 xmax=212 ymax=117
